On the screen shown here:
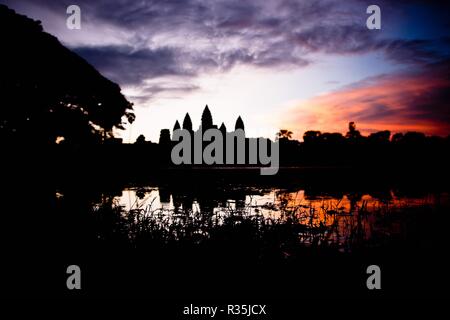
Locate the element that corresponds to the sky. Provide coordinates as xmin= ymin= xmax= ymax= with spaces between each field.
xmin=2 ymin=0 xmax=449 ymax=141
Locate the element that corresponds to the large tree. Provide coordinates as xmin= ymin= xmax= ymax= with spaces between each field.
xmin=0 ymin=5 xmax=134 ymax=145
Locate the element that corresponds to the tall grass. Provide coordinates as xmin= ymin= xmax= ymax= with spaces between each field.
xmin=90 ymin=193 xmax=439 ymax=258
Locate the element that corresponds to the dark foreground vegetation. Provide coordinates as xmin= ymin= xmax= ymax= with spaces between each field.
xmin=2 ymin=162 xmax=450 ymax=299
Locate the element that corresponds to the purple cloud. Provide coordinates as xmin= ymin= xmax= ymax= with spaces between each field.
xmin=2 ymin=0 xmax=449 ymax=102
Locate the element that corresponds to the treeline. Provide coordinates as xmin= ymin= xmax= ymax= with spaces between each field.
xmin=276 ymin=122 xmax=450 ymax=167
xmin=125 ymin=121 xmax=450 ymax=169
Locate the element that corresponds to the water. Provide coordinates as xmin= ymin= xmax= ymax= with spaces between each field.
xmin=111 ymin=185 xmax=448 ymax=252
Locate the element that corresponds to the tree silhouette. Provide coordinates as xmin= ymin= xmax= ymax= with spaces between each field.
xmin=135 ymin=134 xmax=147 ymax=144
xmin=368 ymin=130 xmax=390 ymax=144
xmin=392 ymin=132 xmax=404 ymax=143
xmin=403 ymin=132 xmax=426 ymax=144
xmin=0 ymin=5 xmax=134 ymax=145
xmin=322 ymin=132 xmax=344 ymax=143
xmin=303 ymin=130 xmax=321 ymax=143
xmin=345 ymin=122 xmax=361 ymax=139
xmin=277 ymin=129 xmax=293 ymax=140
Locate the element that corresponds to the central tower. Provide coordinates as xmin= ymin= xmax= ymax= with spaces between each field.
xmin=201 ymin=105 xmax=213 ymax=130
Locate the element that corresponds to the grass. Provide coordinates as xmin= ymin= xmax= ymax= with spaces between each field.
xmin=89 ymin=191 xmax=445 ymax=259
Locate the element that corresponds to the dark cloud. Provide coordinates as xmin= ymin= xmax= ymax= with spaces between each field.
xmin=377 ymin=39 xmax=449 ymax=65
xmin=292 ymin=24 xmax=375 ymax=54
xmin=351 ymin=104 xmax=399 ymax=122
xmin=128 ymin=84 xmax=200 ymax=104
xmin=2 ymin=0 xmax=449 ymax=102
xmin=291 ymin=24 xmax=448 ymax=66
xmin=73 ymin=46 xmax=192 ymax=85
xmin=73 ymin=43 xmax=309 ymax=87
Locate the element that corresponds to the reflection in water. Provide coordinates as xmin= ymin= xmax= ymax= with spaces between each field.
xmin=110 ymin=186 xmax=447 ymax=252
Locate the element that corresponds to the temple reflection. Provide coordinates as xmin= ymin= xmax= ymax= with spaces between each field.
xmin=111 ymin=182 xmax=448 ymax=252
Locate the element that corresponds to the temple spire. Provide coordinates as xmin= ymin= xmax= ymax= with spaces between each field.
xmin=173 ymin=120 xmax=181 ymax=131
xmin=182 ymin=113 xmax=192 ymax=131
xmin=235 ymin=116 xmax=244 ymax=131
xmin=219 ymin=122 xmax=227 ymax=134
xmin=201 ymin=105 xmax=213 ymax=129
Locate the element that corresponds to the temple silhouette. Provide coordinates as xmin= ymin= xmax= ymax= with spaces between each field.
xmin=155 ymin=105 xmax=268 ymax=166
xmin=159 ymin=105 xmax=245 ymax=144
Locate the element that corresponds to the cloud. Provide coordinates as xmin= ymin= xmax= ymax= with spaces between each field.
xmin=126 ymin=83 xmax=200 ymax=104
xmin=2 ymin=0 xmax=449 ymax=103
xmin=280 ymin=60 xmax=450 ymax=137
xmin=377 ymin=39 xmax=449 ymax=65
xmin=292 ymin=24 xmax=375 ymax=54
xmin=73 ymin=46 xmax=192 ymax=85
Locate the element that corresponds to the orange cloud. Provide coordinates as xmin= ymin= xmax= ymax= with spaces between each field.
xmin=280 ymin=70 xmax=450 ymax=140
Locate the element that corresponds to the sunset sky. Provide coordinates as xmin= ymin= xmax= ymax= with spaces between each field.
xmin=3 ymin=0 xmax=449 ymax=141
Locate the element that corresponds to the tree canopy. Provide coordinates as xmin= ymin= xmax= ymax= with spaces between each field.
xmin=0 ymin=5 xmax=134 ymax=145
